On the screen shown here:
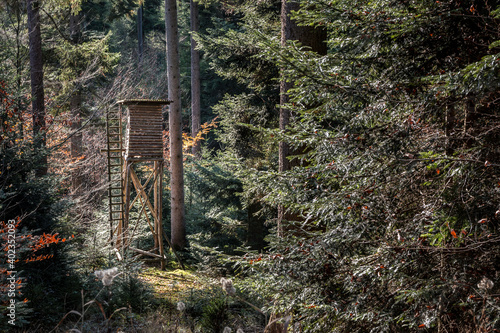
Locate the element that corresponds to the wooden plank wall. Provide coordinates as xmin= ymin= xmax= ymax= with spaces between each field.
xmin=125 ymin=104 xmax=164 ymax=160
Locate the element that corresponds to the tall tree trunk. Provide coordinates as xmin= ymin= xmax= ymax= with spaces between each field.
xmin=70 ymin=12 xmax=83 ymax=193
xmin=190 ymin=0 xmax=201 ymax=157
xmin=137 ymin=4 xmax=144 ymax=64
xmin=27 ymin=0 xmax=47 ymax=176
xmin=278 ymin=0 xmax=327 ymax=235
xmin=165 ymin=0 xmax=186 ymax=250
xmin=14 ymin=3 xmax=24 ymax=138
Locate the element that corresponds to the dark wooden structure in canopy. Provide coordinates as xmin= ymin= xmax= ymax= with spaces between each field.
xmin=105 ymin=99 xmax=171 ymax=269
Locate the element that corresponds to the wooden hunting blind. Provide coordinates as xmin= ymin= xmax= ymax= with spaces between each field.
xmin=105 ymin=99 xmax=171 ymax=269
xmin=123 ymin=100 xmax=165 ymax=160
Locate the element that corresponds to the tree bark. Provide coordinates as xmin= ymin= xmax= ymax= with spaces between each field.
xmin=190 ymin=0 xmax=201 ymax=158
xmin=13 ymin=3 xmax=24 ymax=138
xmin=278 ymin=0 xmax=327 ymax=236
xmin=165 ymin=0 xmax=186 ymax=250
xmin=27 ymin=0 xmax=47 ymax=176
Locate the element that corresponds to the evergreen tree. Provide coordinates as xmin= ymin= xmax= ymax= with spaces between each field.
xmin=278 ymin=0 xmax=327 ymax=236
xmin=233 ymin=0 xmax=500 ymax=331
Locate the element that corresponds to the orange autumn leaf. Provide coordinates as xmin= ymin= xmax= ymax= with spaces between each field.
xmin=419 ymin=324 xmax=425 ymax=328
xmin=450 ymin=229 xmax=457 ymax=238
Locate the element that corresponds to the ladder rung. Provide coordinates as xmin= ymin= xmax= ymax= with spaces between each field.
xmin=103 ymin=149 xmax=124 ymax=152
xmin=106 ymin=111 xmax=125 ymax=224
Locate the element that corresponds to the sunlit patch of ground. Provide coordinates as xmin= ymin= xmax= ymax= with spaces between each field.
xmin=138 ymin=267 xmax=204 ymax=301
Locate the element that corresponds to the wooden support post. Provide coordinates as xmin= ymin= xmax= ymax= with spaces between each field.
xmin=129 ymin=246 xmax=165 ymax=259
xmin=153 ymin=162 xmax=159 ymax=250
xmin=122 ymin=161 xmax=133 ymax=249
xmin=156 ymin=161 xmax=165 ymax=270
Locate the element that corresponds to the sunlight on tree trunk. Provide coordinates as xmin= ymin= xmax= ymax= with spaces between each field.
xmin=165 ymin=0 xmax=186 ymax=250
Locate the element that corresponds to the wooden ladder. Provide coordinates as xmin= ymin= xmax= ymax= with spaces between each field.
xmin=105 ymin=105 xmax=124 ymax=244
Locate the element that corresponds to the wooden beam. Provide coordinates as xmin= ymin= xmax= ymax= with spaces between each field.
xmin=129 ymin=246 xmax=166 ymax=259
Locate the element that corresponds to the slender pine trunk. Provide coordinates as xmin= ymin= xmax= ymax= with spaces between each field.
xmin=165 ymin=0 xmax=186 ymax=250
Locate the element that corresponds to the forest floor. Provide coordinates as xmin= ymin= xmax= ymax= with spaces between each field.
xmin=24 ymin=265 xmax=264 ymax=333
xmin=133 ymin=267 xmax=264 ymax=333
xmin=49 ymin=268 xmax=208 ymax=333
xmin=138 ymin=267 xmax=204 ymax=302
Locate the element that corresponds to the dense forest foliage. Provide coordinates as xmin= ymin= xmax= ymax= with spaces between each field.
xmin=1 ymin=0 xmax=499 ymax=332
